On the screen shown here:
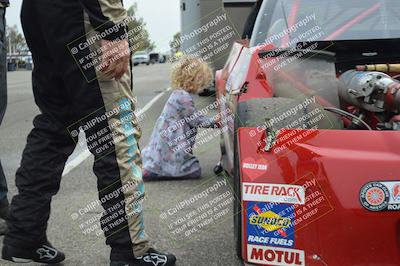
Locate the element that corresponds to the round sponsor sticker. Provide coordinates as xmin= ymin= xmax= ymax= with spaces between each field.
xmin=360 ymin=182 xmax=390 ymax=211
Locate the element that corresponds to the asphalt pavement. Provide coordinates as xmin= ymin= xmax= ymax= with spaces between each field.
xmin=0 ymin=64 xmax=243 ymax=266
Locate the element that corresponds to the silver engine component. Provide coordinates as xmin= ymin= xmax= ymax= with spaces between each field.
xmin=339 ymin=70 xmax=400 ymax=113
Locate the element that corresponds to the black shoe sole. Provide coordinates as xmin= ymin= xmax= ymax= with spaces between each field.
xmin=2 ymin=257 xmax=33 ymax=263
xmin=110 ymin=262 xmax=131 ymax=266
xmin=2 ymin=255 xmax=64 ymax=264
xmin=110 ymin=261 xmax=176 ymax=266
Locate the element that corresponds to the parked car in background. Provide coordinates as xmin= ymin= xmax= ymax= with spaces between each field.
xmin=132 ymin=51 xmax=150 ymax=66
xmin=149 ymin=52 xmax=160 ymax=64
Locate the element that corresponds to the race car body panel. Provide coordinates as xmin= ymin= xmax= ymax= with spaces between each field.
xmin=216 ymin=43 xmax=275 ymax=174
xmin=238 ymin=128 xmax=400 ymax=266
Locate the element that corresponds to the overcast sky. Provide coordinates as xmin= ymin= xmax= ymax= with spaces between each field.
xmin=6 ymin=0 xmax=181 ymax=52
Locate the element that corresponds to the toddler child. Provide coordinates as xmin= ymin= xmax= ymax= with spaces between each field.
xmin=141 ymin=56 xmax=219 ymax=180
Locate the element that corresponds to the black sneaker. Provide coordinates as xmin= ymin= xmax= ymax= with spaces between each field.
xmin=198 ymin=88 xmax=215 ymax=97
xmin=110 ymin=248 xmax=176 ymax=266
xmin=2 ymin=242 xmax=65 ymax=264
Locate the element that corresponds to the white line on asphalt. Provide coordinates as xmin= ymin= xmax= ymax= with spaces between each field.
xmin=62 ymin=87 xmax=172 ymax=177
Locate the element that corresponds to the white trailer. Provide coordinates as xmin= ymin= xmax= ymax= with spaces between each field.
xmin=180 ymin=0 xmax=256 ymax=70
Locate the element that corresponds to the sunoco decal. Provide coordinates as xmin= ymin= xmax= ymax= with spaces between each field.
xmin=360 ymin=181 xmax=400 ymax=211
xmin=247 ymin=244 xmax=305 ymax=266
xmin=246 ymin=202 xmax=294 ymax=248
xmin=243 ymin=183 xmax=305 ymax=205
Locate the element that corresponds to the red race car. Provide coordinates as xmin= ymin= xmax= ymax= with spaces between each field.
xmin=215 ymin=0 xmax=400 ymax=265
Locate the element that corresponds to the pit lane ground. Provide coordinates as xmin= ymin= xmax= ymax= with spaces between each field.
xmin=0 ymin=64 xmax=243 ymax=266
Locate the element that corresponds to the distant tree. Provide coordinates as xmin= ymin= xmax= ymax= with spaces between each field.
xmin=127 ymin=4 xmax=155 ymax=52
xmin=169 ymin=32 xmax=181 ymax=54
xmin=6 ymin=25 xmax=27 ymax=53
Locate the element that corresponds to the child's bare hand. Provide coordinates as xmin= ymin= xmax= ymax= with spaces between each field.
xmin=215 ymin=114 xmax=222 ymax=128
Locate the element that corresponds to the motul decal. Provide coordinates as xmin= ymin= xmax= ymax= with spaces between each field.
xmin=360 ymin=181 xmax=400 ymax=211
xmin=243 ymin=183 xmax=305 ymax=205
xmin=247 ymin=244 xmax=305 ymax=266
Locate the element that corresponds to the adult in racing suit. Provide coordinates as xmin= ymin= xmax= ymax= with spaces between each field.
xmin=2 ymin=1 xmax=176 ymax=265
xmin=0 ymin=0 xmax=9 ymax=233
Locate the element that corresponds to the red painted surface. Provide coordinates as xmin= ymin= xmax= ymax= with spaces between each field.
xmin=238 ymin=128 xmax=400 ymax=266
xmin=214 ymin=25 xmax=400 ymax=266
xmin=238 ymin=50 xmax=274 ymax=103
xmin=215 ymin=43 xmax=274 ymax=103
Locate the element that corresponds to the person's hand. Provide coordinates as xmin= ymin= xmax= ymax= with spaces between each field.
xmin=99 ymin=39 xmax=130 ymax=80
xmin=215 ymin=114 xmax=222 ymax=128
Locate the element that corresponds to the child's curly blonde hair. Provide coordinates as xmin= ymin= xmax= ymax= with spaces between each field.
xmin=171 ymin=56 xmax=213 ymax=94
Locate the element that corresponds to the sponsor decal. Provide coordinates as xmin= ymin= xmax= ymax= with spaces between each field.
xmin=243 ymin=183 xmax=305 ymax=205
xmin=359 ymin=181 xmax=400 ymax=211
xmin=360 ymin=182 xmax=389 ymax=211
xmin=249 ymin=209 xmax=291 ymax=231
xmin=392 ymin=183 xmax=400 ymax=201
xmin=244 ymin=175 xmax=334 ymax=249
xmin=246 ymin=202 xmax=294 ymax=248
xmin=385 ymin=181 xmax=400 ymax=210
xmin=241 ymin=157 xmax=268 ymax=181
xmin=388 ymin=204 xmax=400 ymax=211
xmin=247 ymin=244 xmax=305 ymax=266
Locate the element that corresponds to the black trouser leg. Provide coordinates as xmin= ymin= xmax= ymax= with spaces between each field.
xmin=4 ymin=0 xmax=78 ymax=247
xmin=0 ymin=161 xmax=7 ymax=206
xmin=0 ymin=7 xmax=8 ymax=204
xmin=0 ymin=7 xmax=6 ymax=125
xmin=4 ymin=114 xmax=77 ymax=247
